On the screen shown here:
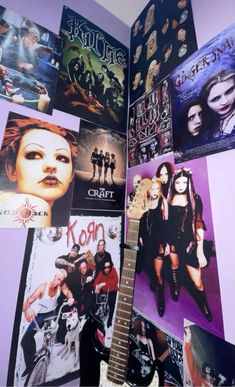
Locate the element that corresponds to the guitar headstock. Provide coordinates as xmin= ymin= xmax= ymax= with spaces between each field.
xmin=127 ymin=178 xmax=152 ymax=220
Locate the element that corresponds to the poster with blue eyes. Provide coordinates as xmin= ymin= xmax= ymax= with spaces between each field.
xmin=127 ymin=155 xmax=223 ymax=341
xmin=126 ymin=308 xmax=183 ymax=386
xmin=55 ymin=6 xmax=128 ymax=133
xmin=128 ymin=77 xmax=173 ymax=168
xmin=7 ymin=211 xmax=123 ymax=387
xmin=170 ymin=22 xmax=235 ymax=163
xmin=183 ymin=320 xmax=235 ymax=386
xmin=130 ymin=0 xmax=197 ymax=105
xmin=0 ymin=112 xmax=79 ymax=228
xmin=72 ymin=120 xmax=126 ymax=211
xmin=0 ymin=6 xmax=61 ymax=114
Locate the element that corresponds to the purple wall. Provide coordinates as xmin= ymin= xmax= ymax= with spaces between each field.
xmin=1 ymin=1 xmax=235 ymax=385
xmin=0 ymin=1 xmax=129 ymax=385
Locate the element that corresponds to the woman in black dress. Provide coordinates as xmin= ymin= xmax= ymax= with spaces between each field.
xmin=167 ymin=168 xmax=212 ymax=321
xmin=138 ymin=178 xmax=168 ymax=316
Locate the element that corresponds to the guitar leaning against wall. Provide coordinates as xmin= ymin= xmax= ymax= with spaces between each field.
xmin=79 ymin=179 xmax=164 ymax=386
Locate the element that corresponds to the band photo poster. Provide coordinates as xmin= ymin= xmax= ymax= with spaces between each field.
xmin=7 ymin=212 xmax=123 ymax=386
xmin=170 ymin=22 xmax=235 ymax=163
xmin=126 ymin=154 xmax=223 ymax=341
xmin=55 ymin=5 xmax=128 ymax=133
xmin=127 ymin=309 xmax=183 ymax=386
xmin=72 ymin=120 xmax=126 ymax=211
xmin=0 ymin=5 xmax=61 ymax=114
xmin=130 ymin=0 xmax=197 ymax=105
xmin=128 ymin=77 xmax=173 ymax=168
xmin=0 ymin=111 xmax=79 ymax=228
xmin=184 ymin=319 xmax=235 ymax=386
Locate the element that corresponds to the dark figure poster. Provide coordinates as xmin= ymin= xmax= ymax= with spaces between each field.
xmin=128 ymin=77 xmax=173 ymax=168
xmin=55 ymin=6 xmax=128 ymax=133
xmin=0 ymin=111 xmax=79 ymax=228
xmin=7 ymin=212 xmax=122 ymax=386
xmin=127 ymin=155 xmax=224 ymax=341
xmin=170 ymin=22 xmax=235 ymax=163
xmin=130 ymin=0 xmax=197 ymax=105
xmin=184 ymin=320 xmax=235 ymax=386
xmin=127 ymin=309 xmax=183 ymax=386
xmin=0 ymin=6 xmax=61 ymax=114
xmin=72 ymin=120 xmax=126 ymax=211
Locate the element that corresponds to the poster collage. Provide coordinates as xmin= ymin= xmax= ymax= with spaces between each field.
xmin=1 ymin=0 xmax=235 ymax=386
xmin=127 ymin=0 xmax=235 ymax=386
xmin=1 ymin=4 xmax=128 ymax=387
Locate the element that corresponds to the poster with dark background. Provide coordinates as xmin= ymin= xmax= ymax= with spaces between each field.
xmin=128 ymin=309 xmax=183 ymax=386
xmin=72 ymin=120 xmax=126 ymax=211
xmin=0 ymin=5 xmax=61 ymax=114
xmin=55 ymin=6 xmax=128 ymax=132
xmin=130 ymin=0 xmax=197 ymax=105
xmin=170 ymin=22 xmax=235 ymax=163
xmin=128 ymin=77 xmax=173 ymax=168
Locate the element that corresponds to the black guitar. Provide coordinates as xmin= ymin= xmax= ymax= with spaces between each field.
xmin=79 ymin=179 xmax=163 ymax=386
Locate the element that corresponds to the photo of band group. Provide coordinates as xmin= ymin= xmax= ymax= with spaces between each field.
xmin=1 ymin=0 xmax=235 ymax=386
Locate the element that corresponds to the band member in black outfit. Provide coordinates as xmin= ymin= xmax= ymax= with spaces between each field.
xmin=167 ymin=168 xmax=212 ymax=321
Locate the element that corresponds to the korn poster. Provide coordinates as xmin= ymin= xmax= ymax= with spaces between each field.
xmin=130 ymin=0 xmax=197 ymax=105
xmin=128 ymin=77 xmax=173 ymax=168
xmin=127 ymin=155 xmax=224 ymax=341
xmin=55 ymin=6 xmax=128 ymax=132
xmin=170 ymin=22 xmax=235 ymax=163
xmin=0 ymin=112 xmax=79 ymax=228
xmin=127 ymin=309 xmax=183 ymax=386
xmin=184 ymin=320 xmax=235 ymax=386
xmin=0 ymin=5 xmax=61 ymax=114
xmin=7 ymin=212 xmax=123 ymax=386
xmin=72 ymin=121 xmax=126 ymax=211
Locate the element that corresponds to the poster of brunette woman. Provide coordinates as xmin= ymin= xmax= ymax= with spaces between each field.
xmin=170 ymin=22 xmax=235 ymax=163
xmin=55 ymin=6 xmax=128 ymax=133
xmin=72 ymin=120 xmax=126 ymax=211
xmin=184 ymin=320 xmax=235 ymax=386
xmin=0 ymin=112 xmax=79 ymax=228
xmin=127 ymin=309 xmax=183 ymax=386
xmin=126 ymin=155 xmax=224 ymax=341
xmin=128 ymin=77 xmax=173 ymax=168
xmin=7 ymin=211 xmax=123 ymax=386
xmin=130 ymin=0 xmax=197 ymax=105
xmin=0 ymin=6 xmax=61 ymax=114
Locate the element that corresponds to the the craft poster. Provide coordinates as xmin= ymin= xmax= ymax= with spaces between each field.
xmin=0 ymin=112 xmax=79 ymax=228
xmin=72 ymin=120 xmax=126 ymax=211
xmin=128 ymin=77 xmax=173 ymax=168
xmin=55 ymin=6 xmax=128 ymax=133
xmin=170 ymin=22 xmax=235 ymax=163
xmin=127 ymin=155 xmax=224 ymax=340
xmin=0 ymin=6 xmax=61 ymax=114
xmin=127 ymin=309 xmax=183 ymax=386
xmin=7 ymin=212 xmax=122 ymax=386
xmin=184 ymin=320 xmax=235 ymax=386
xmin=130 ymin=0 xmax=197 ymax=104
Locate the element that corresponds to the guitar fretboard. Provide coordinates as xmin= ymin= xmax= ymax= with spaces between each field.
xmin=107 ymin=218 xmax=140 ymax=385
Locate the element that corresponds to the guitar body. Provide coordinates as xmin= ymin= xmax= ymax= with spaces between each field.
xmin=80 ymin=313 xmax=160 ymax=387
xmin=80 ymin=313 xmax=109 ymax=387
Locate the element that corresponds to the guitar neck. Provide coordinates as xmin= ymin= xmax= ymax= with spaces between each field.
xmin=106 ymin=219 xmax=139 ymax=385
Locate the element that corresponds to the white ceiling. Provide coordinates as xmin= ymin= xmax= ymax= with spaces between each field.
xmin=95 ymin=0 xmax=150 ymax=27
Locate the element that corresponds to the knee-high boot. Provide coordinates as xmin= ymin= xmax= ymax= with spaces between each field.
xmin=170 ymin=268 xmax=179 ymax=301
xmin=193 ymin=288 xmax=212 ymax=321
xmin=156 ymin=283 xmax=165 ymax=317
